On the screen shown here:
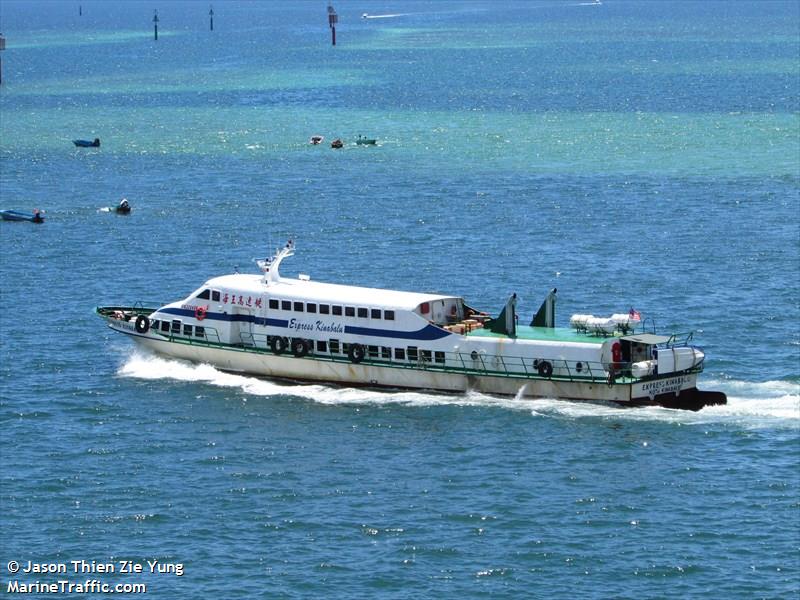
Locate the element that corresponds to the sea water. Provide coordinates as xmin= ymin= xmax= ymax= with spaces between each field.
xmin=0 ymin=1 xmax=798 ymax=597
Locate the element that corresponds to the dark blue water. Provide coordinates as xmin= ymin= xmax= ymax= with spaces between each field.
xmin=1 ymin=1 xmax=798 ymax=597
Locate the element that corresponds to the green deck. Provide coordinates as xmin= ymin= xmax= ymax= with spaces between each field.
xmin=466 ymin=325 xmax=609 ymax=344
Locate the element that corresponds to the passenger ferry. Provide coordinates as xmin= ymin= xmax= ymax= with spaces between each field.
xmin=97 ymin=241 xmax=727 ymax=411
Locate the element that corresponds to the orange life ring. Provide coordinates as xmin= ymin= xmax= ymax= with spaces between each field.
xmin=195 ymin=306 xmax=207 ymax=321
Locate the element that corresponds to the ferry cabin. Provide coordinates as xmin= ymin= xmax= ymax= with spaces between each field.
xmin=145 ymin=272 xmax=620 ymax=381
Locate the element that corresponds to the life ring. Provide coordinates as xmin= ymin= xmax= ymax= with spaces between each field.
xmin=348 ymin=343 xmax=365 ymax=364
xmin=134 ymin=315 xmax=150 ymax=334
xmin=195 ymin=306 xmax=207 ymax=321
xmin=269 ymin=336 xmax=287 ymax=355
xmin=291 ymin=338 xmax=309 ymax=358
xmin=537 ymin=360 xmax=553 ymax=378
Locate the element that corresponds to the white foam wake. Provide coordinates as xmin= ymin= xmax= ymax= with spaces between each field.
xmin=117 ymin=352 xmax=799 ymax=427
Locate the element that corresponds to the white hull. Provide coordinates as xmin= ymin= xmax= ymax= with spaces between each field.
xmin=127 ymin=331 xmax=698 ymax=405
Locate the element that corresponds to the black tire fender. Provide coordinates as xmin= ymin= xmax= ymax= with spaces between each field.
xmin=135 ymin=315 xmax=150 ymax=334
xmin=270 ymin=336 xmax=287 ymax=355
xmin=348 ymin=343 xmax=365 ymax=364
xmin=291 ymin=338 xmax=309 ymax=358
xmin=537 ymin=360 xmax=553 ymax=378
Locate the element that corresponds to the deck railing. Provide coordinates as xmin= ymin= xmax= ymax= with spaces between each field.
xmin=155 ymin=330 xmax=704 ymax=385
xmin=102 ymin=306 xmax=703 ymax=386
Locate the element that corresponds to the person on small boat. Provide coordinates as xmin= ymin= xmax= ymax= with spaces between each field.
xmin=331 ymin=139 xmax=343 ymax=149
xmin=117 ymin=198 xmax=131 ymax=214
xmin=32 ymin=208 xmax=44 ymax=223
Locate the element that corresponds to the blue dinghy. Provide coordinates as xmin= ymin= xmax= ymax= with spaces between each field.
xmin=1 ymin=209 xmax=45 ymax=223
xmin=73 ymin=138 xmax=100 ymax=147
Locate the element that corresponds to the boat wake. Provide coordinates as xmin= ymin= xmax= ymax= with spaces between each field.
xmin=118 ymin=352 xmax=799 ymax=427
xmin=362 ymin=13 xmax=411 ymax=19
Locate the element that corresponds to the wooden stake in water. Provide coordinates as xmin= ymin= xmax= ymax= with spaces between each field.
xmin=327 ymin=4 xmax=338 ymax=46
xmin=209 ymin=6 xmax=214 ymax=31
xmin=153 ymin=10 xmax=159 ymax=41
xmin=0 ymin=34 xmax=5 ymax=85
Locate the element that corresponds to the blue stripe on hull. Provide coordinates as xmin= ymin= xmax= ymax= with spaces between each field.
xmin=156 ymin=308 xmax=451 ymax=342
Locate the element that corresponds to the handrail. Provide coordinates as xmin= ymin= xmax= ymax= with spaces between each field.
xmin=154 ymin=330 xmax=704 ymax=385
xmin=106 ymin=304 xmax=703 ymax=385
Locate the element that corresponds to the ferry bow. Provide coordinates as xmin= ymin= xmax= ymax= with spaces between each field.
xmin=97 ymin=242 xmax=727 ymax=411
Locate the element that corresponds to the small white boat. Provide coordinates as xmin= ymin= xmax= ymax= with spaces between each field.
xmin=310 ymin=135 xmax=324 ymax=145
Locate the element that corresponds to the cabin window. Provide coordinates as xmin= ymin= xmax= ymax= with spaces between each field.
xmin=330 ymin=339 xmax=340 ymax=354
xmin=171 ymin=320 xmax=181 ymax=333
xmin=332 ymin=305 xmax=343 ymax=316
xmin=421 ymin=350 xmax=432 ymax=363
xmin=345 ymin=306 xmax=355 ymax=317
xmin=195 ymin=326 xmax=205 ymax=338
xmin=371 ymin=308 xmax=381 ymax=319
xmin=434 ymin=351 xmax=446 ymax=364
xmin=384 ymin=310 xmax=395 ymax=320
xmin=294 ymin=302 xmax=304 ymax=312
xmin=160 ymin=321 xmax=170 ymax=333
xmin=320 ymin=304 xmax=330 ymax=315
xmin=358 ymin=307 xmax=368 ymax=318
xmin=269 ymin=299 xmax=279 ymax=310
xmin=368 ymin=345 xmax=379 ymax=358
xmin=342 ymin=342 xmax=350 ymax=354
xmin=183 ymin=324 xmax=193 ymax=336
xmin=407 ymin=346 xmax=418 ymax=361
xmin=381 ymin=347 xmax=391 ymax=360
xmin=197 ymin=289 xmax=211 ymax=300
xmin=151 ymin=320 xmax=159 ymax=330
xmin=281 ymin=300 xmax=291 ymax=311
xmin=316 ymin=340 xmax=327 ymax=353
xmin=307 ymin=303 xmax=317 ymax=314
xmin=211 ymin=290 xmax=221 ymax=302
xmin=395 ymin=348 xmax=406 ymax=360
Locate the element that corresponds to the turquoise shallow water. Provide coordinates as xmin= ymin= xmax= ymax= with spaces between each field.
xmin=1 ymin=1 xmax=799 ymax=597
